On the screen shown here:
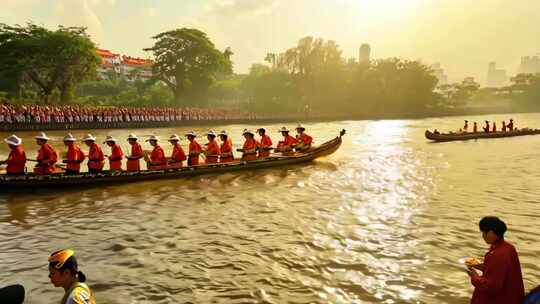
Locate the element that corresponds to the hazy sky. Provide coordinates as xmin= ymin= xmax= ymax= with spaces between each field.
xmin=2 ymin=0 xmax=540 ymax=83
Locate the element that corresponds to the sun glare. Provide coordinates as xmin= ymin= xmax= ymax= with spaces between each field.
xmin=358 ymin=0 xmax=417 ymax=12
xmin=353 ymin=0 xmax=419 ymax=19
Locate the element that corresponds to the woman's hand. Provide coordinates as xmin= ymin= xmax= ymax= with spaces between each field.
xmin=467 ymin=267 xmax=479 ymax=278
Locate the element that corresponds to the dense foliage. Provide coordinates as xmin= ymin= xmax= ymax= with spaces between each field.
xmin=2 ymin=22 xmax=539 ymax=118
xmin=215 ymin=37 xmax=441 ymax=117
xmin=144 ymin=28 xmax=233 ymax=105
xmin=0 ymin=23 xmax=99 ymax=103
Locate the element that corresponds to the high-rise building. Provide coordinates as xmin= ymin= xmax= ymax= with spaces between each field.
xmin=517 ymin=55 xmax=540 ymax=74
xmin=359 ymin=43 xmax=371 ymax=64
xmin=431 ymin=63 xmax=448 ymax=86
xmin=486 ymin=62 xmax=508 ymax=88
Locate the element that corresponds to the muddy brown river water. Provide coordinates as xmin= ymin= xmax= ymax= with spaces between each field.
xmin=1 ymin=114 xmax=539 ymax=303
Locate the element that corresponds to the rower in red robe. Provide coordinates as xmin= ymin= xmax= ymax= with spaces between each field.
xmin=145 ymin=135 xmax=166 ymax=170
xmin=218 ymin=130 xmax=234 ymax=163
xmin=62 ymin=134 xmax=85 ymax=174
xmin=104 ymin=136 xmax=124 ymax=171
xmin=257 ymin=128 xmax=273 ymax=158
xmin=126 ymin=134 xmax=144 ymax=172
xmin=295 ymin=124 xmax=313 ymax=152
xmin=185 ymin=131 xmax=202 ymax=166
xmin=1 ymin=135 xmax=27 ymax=175
xmin=275 ymin=127 xmax=297 ymax=153
xmin=83 ymin=134 xmax=105 ymax=173
xmin=168 ymin=134 xmax=186 ymax=168
xmin=34 ymin=132 xmax=58 ymax=174
xmin=240 ymin=129 xmax=258 ymax=161
xmin=203 ymin=130 xmax=221 ymax=164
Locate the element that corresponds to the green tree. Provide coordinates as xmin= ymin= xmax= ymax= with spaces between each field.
xmin=144 ymin=28 xmax=232 ymax=105
xmin=0 ymin=23 xmax=99 ymax=103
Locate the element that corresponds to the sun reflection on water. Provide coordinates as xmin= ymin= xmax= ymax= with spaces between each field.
xmin=315 ymin=120 xmax=433 ymax=303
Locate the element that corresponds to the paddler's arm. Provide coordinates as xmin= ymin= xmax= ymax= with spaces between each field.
xmin=0 ymin=154 xmax=11 ymax=164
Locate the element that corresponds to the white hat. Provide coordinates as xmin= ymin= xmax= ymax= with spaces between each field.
xmin=278 ymin=126 xmax=289 ymax=133
xmin=207 ymin=130 xmax=217 ymax=137
xmin=169 ymin=134 xmax=180 ymax=141
xmin=146 ymin=135 xmax=159 ymax=142
xmin=82 ymin=134 xmax=96 ymax=141
xmin=296 ymin=124 xmax=305 ymax=130
xmin=218 ymin=130 xmax=228 ymax=136
xmin=243 ymin=129 xmax=254 ymax=135
xmin=4 ymin=134 xmax=22 ymax=146
xmin=127 ymin=133 xmax=138 ymax=140
xmin=185 ymin=130 xmax=197 ymax=137
xmin=63 ymin=133 xmax=76 ymax=142
xmin=35 ymin=132 xmax=50 ymax=141
xmin=103 ymin=135 xmax=117 ymax=143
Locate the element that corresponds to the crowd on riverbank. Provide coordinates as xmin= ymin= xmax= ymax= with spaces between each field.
xmin=0 ymin=104 xmax=256 ymax=125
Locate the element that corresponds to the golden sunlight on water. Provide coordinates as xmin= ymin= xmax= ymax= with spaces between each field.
xmin=1 ymin=114 xmax=539 ymax=303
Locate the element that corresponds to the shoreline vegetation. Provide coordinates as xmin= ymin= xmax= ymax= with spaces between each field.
xmin=1 ymin=23 xmax=540 ymax=122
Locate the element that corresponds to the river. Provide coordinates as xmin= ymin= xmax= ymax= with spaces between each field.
xmin=1 ymin=113 xmax=539 ymax=303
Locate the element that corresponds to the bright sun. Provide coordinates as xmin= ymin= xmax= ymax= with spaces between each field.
xmin=355 ymin=0 xmax=418 ymax=16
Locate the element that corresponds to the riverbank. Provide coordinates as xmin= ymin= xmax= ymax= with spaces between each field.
xmin=2 ymin=105 xmax=539 ymax=131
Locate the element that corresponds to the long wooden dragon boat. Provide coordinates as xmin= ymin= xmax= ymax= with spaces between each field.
xmin=0 ymin=130 xmax=345 ymax=190
xmin=425 ymin=129 xmax=540 ymax=142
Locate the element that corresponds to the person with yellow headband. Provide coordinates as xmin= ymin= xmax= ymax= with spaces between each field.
xmin=48 ymin=249 xmax=96 ymax=304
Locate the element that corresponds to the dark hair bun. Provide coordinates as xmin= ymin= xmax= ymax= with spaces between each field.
xmin=479 ymin=216 xmax=507 ymax=238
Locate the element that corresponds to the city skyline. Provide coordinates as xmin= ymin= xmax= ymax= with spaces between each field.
xmin=3 ymin=0 xmax=540 ymax=84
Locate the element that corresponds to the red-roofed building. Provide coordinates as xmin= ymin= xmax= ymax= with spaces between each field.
xmin=95 ymin=48 xmax=153 ymax=81
xmin=121 ymin=55 xmax=153 ymax=79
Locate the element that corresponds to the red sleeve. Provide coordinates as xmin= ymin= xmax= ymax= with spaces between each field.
xmin=221 ymin=141 xmax=232 ymax=153
xmin=90 ymin=145 xmax=105 ymax=161
xmin=67 ymin=147 xmax=77 ymax=162
xmin=7 ymin=149 xmax=26 ymax=168
xmin=158 ymin=147 xmax=165 ymax=160
xmin=132 ymin=144 xmax=144 ymax=158
xmin=260 ymin=136 xmax=272 ymax=147
xmin=191 ymin=142 xmax=202 ymax=153
xmin=303 ymin=134 xmax=313 ymax=144
xmin=77 ymin=147 xmax=85 ymax=162
xmin=42 ymin=145 xmax=57 ymax=165
xmin=151 ymin=147 xmax=165 ymax=162
xmin=211 ymin=142 xmax=220 ymax=155
xmin=109 ymin=145 xmax=124 ymax=161
xmin=98 ymin=146 xmax=105 ymax=161
xmin=287 ymin=136 xmax=298 ymax=145
xmin=471 ymin=250 xmax=508 ymax=293
xmin=176 ymin=146 xmax=187 ymax=161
